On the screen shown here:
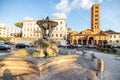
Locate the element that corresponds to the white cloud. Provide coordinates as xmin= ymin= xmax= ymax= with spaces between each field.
xmin=53 ymin=0 xmax=104 ymax=18
xmin=70 ymin=0 xmax=95 ymax=9
xmin=53 ymin=0 xmax=70 ymax=18
xmin=24 ymin=16 xmax=33 ymax=20
xmin=56 ymin=0 xmax=71 ymax=13
xmin=53 ymin=12 xmax=66 ymax=18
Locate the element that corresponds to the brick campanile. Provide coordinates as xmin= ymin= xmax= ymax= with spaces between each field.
xmin=91 ymin=4 xmax=100 ymax=34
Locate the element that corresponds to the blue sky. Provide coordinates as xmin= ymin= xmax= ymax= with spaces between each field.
xmin=0 ymin=0 xmax=120 ymax=32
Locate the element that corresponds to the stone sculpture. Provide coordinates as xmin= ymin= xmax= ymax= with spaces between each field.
xmin=33 ymin=16 xmax=59 ymax=58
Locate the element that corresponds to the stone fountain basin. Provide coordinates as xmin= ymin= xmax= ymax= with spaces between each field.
xmin=0 ymin=55 xmax=97 ymax=80
xmin=0 ymin=56 xmax=39 ymax=77
xmin=38 ymin=55 xmax=79 ymax=74
xmin=38 ymin=55 xmax=97 ymax=80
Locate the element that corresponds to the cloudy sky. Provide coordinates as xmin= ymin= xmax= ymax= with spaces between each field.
xmin=0 ymin=0 xmax=120 ymax=32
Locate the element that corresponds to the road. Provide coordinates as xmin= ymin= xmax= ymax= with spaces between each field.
xmin=78 ymin=50 xmax=120 ymax=80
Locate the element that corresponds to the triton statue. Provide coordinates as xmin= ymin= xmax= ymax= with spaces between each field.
xmin=33 ymin=17 xmax=59 ymax=58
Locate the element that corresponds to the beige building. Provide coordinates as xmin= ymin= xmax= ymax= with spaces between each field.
xmin=50 ymin=18 xmax=67 ymax=40
xmin=70 ymin=4 xmax=108 ymax=45
xmin=106 ymin=31 xmax=120 ymax=45
xmin=22 ymin=18 xmax=67 ymax=40
xmin=22 ymin=20 xmax=41 ymax=38
xmin=0 ymin=23 xmax=20 ymax=37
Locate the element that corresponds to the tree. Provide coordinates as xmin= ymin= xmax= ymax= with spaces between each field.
xmin=0 ymin=37 xmax=11 ymax=42
xmin=15 ymin=22 xmax=23 ymax=37
xmin=15 ymin=22 xmax=23 ymax=28
xmin=107 ymin=29 xmax=115 ymax=32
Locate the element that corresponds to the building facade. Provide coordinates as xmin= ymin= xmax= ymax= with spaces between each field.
xmin=70 ymin=4 xmax=108 ymax=45
xmin=0 ymin=24 xmax=20 ymax=37
xmin=22 ymin=20 xmax=41 ymax=38
xmin=22 ymin=18 xmax=67 ymax=40
xmin=107 ymin=32 xmax=120 ymax=45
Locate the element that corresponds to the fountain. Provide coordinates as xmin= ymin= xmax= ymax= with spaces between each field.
xmin=0 ymin=17 xmax=99 ymax=80
xmin=33 ymin=16 xmax=59 ymax=58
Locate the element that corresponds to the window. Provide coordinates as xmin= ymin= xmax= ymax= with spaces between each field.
xmin=114 ymin=35 xmax=116 ymax=38
xmin=60 ymin=21 xmax=62 ymax=25
xmin=27 ymin=28 xmax=29 ymax=31
xmin=95 ymin=6 xmax=98 ymax=9
xmin=99 ymin=37 xmax=101 ymax=39
xmin=60 ymin=34 xmax=62 ymax=37
xmin=95 ymin=23 xmax=98 ymax=25
xmin=33 ymin=33 xmax=35 ymax=37
xmin=116 ymin=40 xmax=119 ymax=43
xmin=95 ymin=10 xmax=98 ymax=13
xmin=95 ymin=15 xmax=98 ymax=17
xmin=60 ymin=27 xmax=62 ymax=30
xmin=110 ymin=40 xmax=112 ymax=43
xmin=95 ymin=19 xmax=98 ymax=21
xmin=37 ymin=33 xmax=39 ymax=37
xmin=110 ymin=35 xmax=112 ymax=38
xmin=56 ymin=34 xmax=58 ymax=37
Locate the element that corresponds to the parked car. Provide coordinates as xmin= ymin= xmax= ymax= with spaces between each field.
xmin=86 ymin=45 xmax=97 ymax=48
xmin=66 ymin=44 xmax=78 ymax=49
xmin=15 ymin=43 xmax=29 ymax=49
xmin=15 ymin=43 xmax=34 ymax=49
xmin=77 ymin=44 xmax=82 ymax=48
xmin=104 ymin=44 xmax=114 ymax=48
xmin=0 ymin=44 xmax=11 ymax=50
xmin=4 ymin=42 xmax=14 ymax=45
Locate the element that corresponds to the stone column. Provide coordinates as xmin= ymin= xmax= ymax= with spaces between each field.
xmin=86 ymin=40 xmax=88 ymax=45
xmin=81 ymin=40 xmax=83 ymax=45
xmin=97 ymin=58 xmax=104 ymax=72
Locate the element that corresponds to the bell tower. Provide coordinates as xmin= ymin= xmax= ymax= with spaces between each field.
xmin=91 ymin=4 xmax=100 ymax=34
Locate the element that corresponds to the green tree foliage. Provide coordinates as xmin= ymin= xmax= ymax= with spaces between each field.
xmin=0 ymin=37 xmax=11 ymax=42
xmin=15 ymin=22 xmax=23 ymax=37
xmin=15 ymin=22 xmax=23 ymax=28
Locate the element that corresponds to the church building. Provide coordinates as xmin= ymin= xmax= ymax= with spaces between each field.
xmin=70 ymin=4 xmax=108 ymax=45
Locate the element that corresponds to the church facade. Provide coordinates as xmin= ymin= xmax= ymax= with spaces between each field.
xmin=70 ymin=4 xmax=108 ymax=45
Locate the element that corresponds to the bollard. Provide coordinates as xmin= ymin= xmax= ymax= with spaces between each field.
xmin=97 ymin=58 xmax=104 ymax=72
xmin=91 ymin=53 xmax=96 ymax=61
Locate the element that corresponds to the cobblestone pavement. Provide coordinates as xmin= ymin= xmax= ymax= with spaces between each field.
xmin=79 ymin=50 xmax=120 ymax=80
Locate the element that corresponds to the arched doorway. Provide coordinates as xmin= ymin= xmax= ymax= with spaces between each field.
xmin=104 ymin=40 xmax=107 ymax=45
xmin=88 ymin=37 xmax=94 ymax=45
xmin=78 ymin=39 xmax=81 ymax=44
xmin=83 ymin=40 xmax=86 ymax=45
xmin=73 ymin=39 xmax=77 ymax=44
